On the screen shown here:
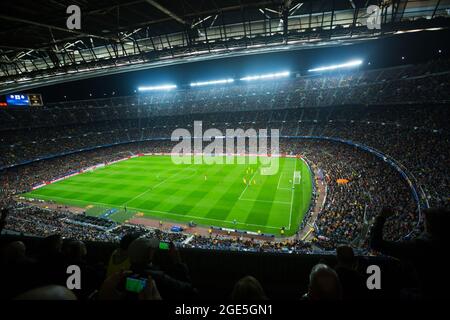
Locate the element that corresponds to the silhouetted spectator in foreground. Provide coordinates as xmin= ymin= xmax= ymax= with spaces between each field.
xmin=334 ymin=245 xmax=367 ymax=300
xmin=1 ymin=241 xmax=27 ymax=265
xmin=231 ymin=276 xmax=268 ymax=300
xmin=127 ymin=237 xmax=196 ymax=300
xmin=39 ymin=234 xmax=64 ymax=260
xmin=370 ymin=207 xmax=450 ymax=299
xmin=98 ymin=270 xmax=161 ymax=300
xmin=63 ymin=240 xmax=104 ymax=300
xmin=14 ymin=285 xmax=77 ymax=300
xmin=303 ymin=263 xmax=342 ymax=301
xmin=107 ymin=233 xmax=139 ymax=277
xmin=36 ymin=234 xmax=66 ymax=286
xmin=0 ymin=208 xmax=7 ymax=234
xmin=1 ymin=241 xmax=39 ymax=299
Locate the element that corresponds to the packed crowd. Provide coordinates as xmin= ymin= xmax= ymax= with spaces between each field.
xmin=0 ymin=58 xmax=448 ymax=254
xmin=286 ymin=140 xmax=418 ymax=243
xmin=2 ymin=206 xmax=449 ymax=300
xmin=1 ymin=136 xmax=420 ymax=252
xmin=1 ymin=58 xmax=450 ymax=168
xmin=2 ymin=204 xmax=188 ymax=245
xmin=65 ymin=215 xmax=117 ymax=230
xmin=1 ymin=200 xmax=315 ymax=253
xmin=185 ymin=233 xmax=314 ymax=253
xmin=1 ymin=104 xmax=448 ymax=208
xmin=3 ymin=206 xmax=117 ymax=242
xmin=1 ymin=59 xmax=449 ymax=132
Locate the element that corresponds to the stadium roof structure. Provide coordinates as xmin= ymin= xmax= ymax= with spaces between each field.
xmin=0 ymin=0 xmax=449 ymax=94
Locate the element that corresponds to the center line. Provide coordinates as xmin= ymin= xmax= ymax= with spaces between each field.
xmin=238 ymin=166 xmax=259 ymax=200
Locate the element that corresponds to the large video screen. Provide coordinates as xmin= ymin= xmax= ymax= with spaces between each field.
xmin=6 ymin=94 xmax=30 ymax=106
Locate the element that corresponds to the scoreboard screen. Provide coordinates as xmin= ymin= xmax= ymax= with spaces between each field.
xmin=29 ymin=94 xmax=44 ymax=106
xmin=6 ymin=94 xmax=29 ymax=106
xmin=3 ymin=93 xmax=43 ymax=107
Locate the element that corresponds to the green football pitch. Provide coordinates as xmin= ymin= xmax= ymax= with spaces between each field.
xmin=24 ymin=155 xmax=312 ymax=236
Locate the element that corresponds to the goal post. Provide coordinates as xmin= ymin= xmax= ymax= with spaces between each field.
xmin=293 ymin=171 xmax=301 ymax=184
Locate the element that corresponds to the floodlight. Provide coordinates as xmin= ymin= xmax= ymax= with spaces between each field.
xmin=240 ymin=71 xmax=290 ymax=81
xmin=190 ymin=79 xmax=234 ymax=87
xmin=308 ymin=60 xmax=363 ymax=72
xmin=138 ymin=84 xmax=177 ymax=91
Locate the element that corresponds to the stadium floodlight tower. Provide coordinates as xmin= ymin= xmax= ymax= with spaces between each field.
xmin=137 ymin=84 xmax=177 ymax=91
xmin=308 ymin=60 xmax=363 ymax=72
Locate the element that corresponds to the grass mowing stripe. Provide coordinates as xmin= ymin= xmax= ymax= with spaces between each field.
xmin=243 ymin=159 xmax=287 ymax=228
xmin=162 ymin=164 xmax=225 ymax=217
xmin=288 ymin=159 xmax=297 ymax=229
xmin=204 ymin=165 xmax=255 ymax=222
xmin=24 ymin=155 xmax=313 ymax=236
xmin=123 ymin=164 xmax=194 ymax=206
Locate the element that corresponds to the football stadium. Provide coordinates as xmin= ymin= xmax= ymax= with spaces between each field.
xmin=25 ymin=155 xmax=312 ymax=235
xmin=0 ymin=0 xmax=449 ymax=306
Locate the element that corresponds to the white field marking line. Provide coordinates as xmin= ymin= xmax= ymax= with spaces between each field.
xmin=238 ymin=166 xmax=260 ymax=200
xmin=238 ymin=198 xmax=291 ymax=205
xmin=125 ymin=206 xmax=282 ymax=229
xmin=276 ymin=172 xmax=284 ymax=189
xmin=24 ymin=194 xmax=117 ymax=209
xmin=277 ymin=163 xmax=296 ymax=190
xmin=123 ymin=165 xmax=194 ymax=206
xmin=27 ymin=194 xmax=281 ymax=229
xmin=288 ymin=159 xmax=297 ymax=230
xmin=239 ymin=161 xmax=291 ymax=205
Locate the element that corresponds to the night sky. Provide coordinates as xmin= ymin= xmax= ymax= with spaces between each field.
xmin=25 ymin=28 xmax=450 ymax=103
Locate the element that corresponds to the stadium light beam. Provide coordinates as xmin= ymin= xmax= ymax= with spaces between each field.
xmin=240 ymin=71 xmax=290 ymax=81
xmin=308 ymin=60 xmax=363 ymax=72
xmin=137 ymin=84 xmax=177 ymax=91
xmin=190 ymin=78 xmax=234 ymax=87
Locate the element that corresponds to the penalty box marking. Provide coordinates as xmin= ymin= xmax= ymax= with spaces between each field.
xmin=237 ymin=158 xmax=298 ymax=229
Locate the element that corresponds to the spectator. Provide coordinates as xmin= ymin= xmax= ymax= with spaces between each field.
xmin=63 ymin=240 xmax=104 ymax=300
xmin=370 ymin=207 xmax=450 ymax=299
xmin=106 ymin=233 xmax=140 ymax=277
xmin=231 ymin=276 xmax=268 ymax=300
xmin=14 ymin=285 xmax=77 ymax=300
xmin=0 ymin=241 xmax=39 ymax=299
xmin=36 ymin=234 xmax=66 ymax=287
xmin=97 ymin=271 xmax=161 ymax=300
xmin=127 ymin=237 xmax=196 ymax=299
xmin=304 ymin=263 xmax=342 ymax=301
xmin=334 ymin=245 xmax=366 ymax=300
xmin=1 ymin=240 xmax=27 ymax=265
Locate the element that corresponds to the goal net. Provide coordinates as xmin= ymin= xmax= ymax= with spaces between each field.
xmin=293 ymin=171 xmax=301 ymax=184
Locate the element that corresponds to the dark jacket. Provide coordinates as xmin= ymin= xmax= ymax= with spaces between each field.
xmin=370 ymin=216 xmax=449 ymax=299
xmin=335 ymin=265 xmax=367 ymax=300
